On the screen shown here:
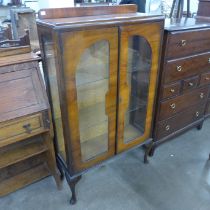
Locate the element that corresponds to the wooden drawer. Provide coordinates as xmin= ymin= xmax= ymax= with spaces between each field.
xmin=159 ymin=86 xmax=209 ymax=120
xmin=166 ymin=29 xmax=210 ymax=59
xmin=164 ymin=52 xmax=210 ymax=83
xmin=0 ymin=113 xmax=49 ymax=147
xmin=182 ymin=76 xmax=199 ymax=93
xmin=200 ymin=72 xmax=210 ymax=86
xmin=161 ymin=82 xmax=181 ymax=100
xmin=155 ymin=103 xmax=205 ymax=140
xmin=205 ymin=100 xmax=210 ymax=115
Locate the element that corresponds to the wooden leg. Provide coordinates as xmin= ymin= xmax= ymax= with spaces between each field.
xmin=149 ymin=145 xmax=156 ymax=157
xmin=197 ymin=122 xmax=204 ymax=130
xmin=65 ymin=173 xmax=81 ymax=205
xmin=144 ymin=142 xmax=155 ymax=164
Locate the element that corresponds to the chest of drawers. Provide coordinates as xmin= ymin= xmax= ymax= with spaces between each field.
xmin=150 ymin=18 xmax=210 ymax=155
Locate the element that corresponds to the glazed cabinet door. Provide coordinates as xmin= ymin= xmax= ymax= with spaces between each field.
xmin=61 ymin=28 xmax=118 ymax=173
xmin=117 ymin=22 xmax=162 ymax=152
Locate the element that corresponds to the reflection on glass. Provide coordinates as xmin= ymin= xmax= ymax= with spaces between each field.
xmin=76 ymin=40 xmax=109 ymax=161
xmin=43 ymin=37 xmax=66 ymax=160
xmin=124 ymin=36 xmax=152 ymax=143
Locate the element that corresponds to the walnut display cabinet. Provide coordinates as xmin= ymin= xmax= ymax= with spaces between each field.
xmin=37 ymin=5 xmax=164 ymax=204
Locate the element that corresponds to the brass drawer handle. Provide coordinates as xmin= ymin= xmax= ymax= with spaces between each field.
xmin=165 ymin=125 xmax=170 ymax=131
xmin=177 ymin=66 xmax=182 ymax=72
xmin=23 ymin=123 xmax=32 ymax=134
xmin=196 ymin=111 xmax=200 ymax=117
xmin=188 ymin=82 xmax=194 ymax=87
xmin=180 ymin=40 xmax=187 ymax=46
xmin=205 ymin=77 xmax=210 ymax=81
xmin=200 ymin=93 xmax=204 ymax=99
xmin=170 ymin=103 xmax=176 ymax=109
xmin=170 ymin=88 xmax=175 ymax=93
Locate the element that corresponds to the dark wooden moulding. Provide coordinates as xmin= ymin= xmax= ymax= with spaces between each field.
xmin=36 ymin=5 xmax=164 ymax=204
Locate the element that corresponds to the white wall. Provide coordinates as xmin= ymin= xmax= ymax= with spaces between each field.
xmin=37 ymin=0 xmax=74 ymax=9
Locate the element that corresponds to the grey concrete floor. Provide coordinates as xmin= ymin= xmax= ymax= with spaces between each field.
xmin=1 ymin=119 xmax=210 ymax=210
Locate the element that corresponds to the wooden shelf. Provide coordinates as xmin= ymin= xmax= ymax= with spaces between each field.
xmin=0 ymin=163 xmax=50 ymax=197
xmin=81 ymin=133 xmax=108 ymax=161
xmin=0 ymin=142 xmax=48 ymax=169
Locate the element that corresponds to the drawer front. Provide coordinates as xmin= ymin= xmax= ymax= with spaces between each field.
xmin=166 ymin=29 xmax=210 ymax=59
xmin=159 ymin=86 xmax=209 ymax=120
xmin=182 ymin=76 xmax=199 ymax=93
xmin=161 ymin=82 xmax=181 ymax=100
xmin=200 ymin=72 xmax=210 ymax=86
xmin=0 ymin=113 xmax=49 ymax=147
xmin=164 ymin=52 xmax=210 ymax=83
xmin=156 ymin=103 xmax=205 ymax=140
xmin=205 ymin=100 xmax=210 ymax=115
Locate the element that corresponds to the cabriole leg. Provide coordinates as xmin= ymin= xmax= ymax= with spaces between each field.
xmin=144 ymin=142 xmax=155 ymax=164
xmin=65 ymin=173 xmax=81 ymax=205
xmin=197 ymin=122 xmax=203 ymax=130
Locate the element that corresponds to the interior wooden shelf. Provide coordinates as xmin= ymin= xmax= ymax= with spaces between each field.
xmin=0 ymin=163 xmax=50 ymax=197
xmin=79 ymin=102 xmax=107 ymax=130
xmin=0 ymin=142 xmax=48 ymax=169
xmin=124 ymin=124 xmax=143 ymax=143
xmin=81 ymin=133 xmax=108 ymax=161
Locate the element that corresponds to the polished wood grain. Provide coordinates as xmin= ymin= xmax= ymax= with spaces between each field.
xmin=166 ymin=29 xmax=210 ymax=59
xmin=159 ymin=86 xmax=209 ymax=120
xmin=38 ymin=5 xmax=137 ymax=19
xmin=164 ymin=52 xmax=210 ymax=83
xmin=61 ymin=27 xmax=118 ymax=172
xmin=117 ymin=21 xmax=163 ymax=153
xmin=155 ymin=103 xmax=205 ymax=140
xmin=161 ymin=82 xmax=181 ymax=100
xmin=182 ymin=76 xmax=199 ymax=93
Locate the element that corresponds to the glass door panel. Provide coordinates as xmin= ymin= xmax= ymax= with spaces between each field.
xmin=76 ymin=41 xmax=109 ymax=161
xmin=117 ymin=23 xmax=162 ymax=152
xmin=124 ymin=36 xmax=152 ymax=143
xmin=61 ymin=27 xmax=118 ymax=172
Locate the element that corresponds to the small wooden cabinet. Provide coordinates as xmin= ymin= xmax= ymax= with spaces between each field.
xmin=151 ymin=18 xmax=210 ymax=155
xmin=37 ymin=5 xmax=164 ymax=204
xmin=0 ymin=38 xmax=60 ymax=196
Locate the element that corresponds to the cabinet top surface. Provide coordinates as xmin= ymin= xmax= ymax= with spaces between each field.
xmin=37 ymin=13 xmax=163 ymax=29
xmin=164 ymin=17 xmax=210 ymax=31
xmin=36 ymin=5 xmax=164 ymax=29
xmin=0 ymin=52 xmax=39 ymax=67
